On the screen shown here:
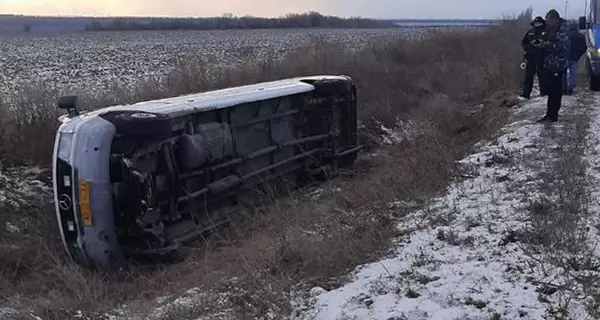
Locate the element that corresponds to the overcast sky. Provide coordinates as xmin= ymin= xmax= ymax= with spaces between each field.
xmin=0 ymin=0 xmax=587 ymax=19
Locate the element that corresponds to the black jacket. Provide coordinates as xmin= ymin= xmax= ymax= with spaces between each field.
xmin=522 ymin=26 xmax=547 ymax=60
xmin=542 ymin=18 xmax=570 ymax=73
xmin=568 ymin=29 xmax=587 ymax=61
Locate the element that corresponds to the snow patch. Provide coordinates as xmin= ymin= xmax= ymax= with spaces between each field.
xmin=378 ymin=120 xmax=421 ymax=145
xmin=293 ymin=95 xmax=588 ymax=319
xmin=5 ymin=222 xmax=20 ymax=234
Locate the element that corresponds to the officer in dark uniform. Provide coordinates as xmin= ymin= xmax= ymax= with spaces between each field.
xmin=564 ymin=22 xmax=587 ymax=95
xmin=520 ymin=16 xmax=548 ymax=100
xmin=538 ymin=9 xmax=570 ymax=123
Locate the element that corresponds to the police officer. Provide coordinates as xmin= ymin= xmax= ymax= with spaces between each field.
xmin=564 ymin=22 xmax=587 ymax=95
xmin=520 ymin=16 xmax=547 ymax=100
xmin=538 ymin=9 xmax=570 ymax=123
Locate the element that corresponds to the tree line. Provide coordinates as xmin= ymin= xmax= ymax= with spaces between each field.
xmin=84 ymin=12 xmax=397 ymax=31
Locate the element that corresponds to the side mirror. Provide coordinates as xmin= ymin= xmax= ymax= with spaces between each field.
xmin=579 ymin=16 xmax=587 ymax=30
xmin=57 ymin=95 xmax=80 ymax=117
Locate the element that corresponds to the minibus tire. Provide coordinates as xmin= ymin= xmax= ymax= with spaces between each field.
xmin=103 ymin=111 xmax=172 ymax=139
xmin=311 ymin=79 xmax=352 ymax=95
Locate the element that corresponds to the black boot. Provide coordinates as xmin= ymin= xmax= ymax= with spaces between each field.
xmin=537 ymin=115 xmax=558 ymax=123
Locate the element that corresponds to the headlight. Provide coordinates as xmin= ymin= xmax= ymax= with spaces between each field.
xmin=58 ymin=132 xmax=73 ymax=161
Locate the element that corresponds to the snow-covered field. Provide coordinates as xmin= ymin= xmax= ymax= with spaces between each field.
xmin=0 ymin=28 xmax=411 ymax=102
xmin=289 ymin=92 xmax=600 ymax=320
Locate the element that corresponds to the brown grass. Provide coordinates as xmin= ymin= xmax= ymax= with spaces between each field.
xmin=516 ymin=95 xmax=600 ymax=317
xmin=0 ymin=21 xmax=525 ymax=319
xmin=0 ymin=24 xmax=522 ymax=166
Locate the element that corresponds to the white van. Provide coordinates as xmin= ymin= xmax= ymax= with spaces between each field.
xmin=52 ymin=75 xmax=360 ymax=268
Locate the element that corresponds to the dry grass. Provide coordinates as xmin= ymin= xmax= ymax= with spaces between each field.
xmin=515 ymin=96 xmax=600 ymax=317
xmin=0 ymin=21 xmax=525 ymax=319
xmin=0 ymin=24 xmax=522 ymax=166
xmin=522 ymin=106 xmax=590 ymax=255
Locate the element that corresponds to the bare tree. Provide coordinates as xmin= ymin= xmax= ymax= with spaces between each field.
xmin=517 ymin=7 xmax=534 ymax=23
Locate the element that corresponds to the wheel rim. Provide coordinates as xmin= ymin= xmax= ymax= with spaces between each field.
xmin=130 ymin=112 xmax=157 ymax=119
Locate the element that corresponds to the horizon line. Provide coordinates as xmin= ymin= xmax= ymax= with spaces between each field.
xmin=0 ymin=13 xmax=503 ymax=21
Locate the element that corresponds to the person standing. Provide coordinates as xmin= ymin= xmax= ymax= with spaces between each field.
xmin=538 ymin=9 xmax=570 ymax=123
xmin=565 ymin=22 xmax=588 ymax=95
xmin=520 ymin=16 xmax=548 ymax=100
